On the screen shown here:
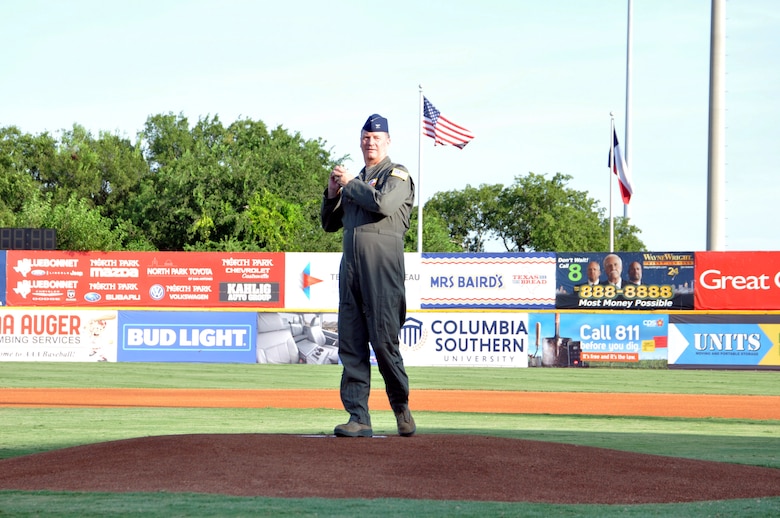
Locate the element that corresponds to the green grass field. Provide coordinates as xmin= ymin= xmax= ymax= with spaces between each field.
xmin=1 ymin=363 xmax=778 ymax=517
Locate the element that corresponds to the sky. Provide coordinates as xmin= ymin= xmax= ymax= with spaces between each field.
xmin=2 ymin=0 xmax=778 ymax=252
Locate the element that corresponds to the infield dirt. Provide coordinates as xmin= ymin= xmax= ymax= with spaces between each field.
xmin=1 ymin=388 xmax=779 ymax=420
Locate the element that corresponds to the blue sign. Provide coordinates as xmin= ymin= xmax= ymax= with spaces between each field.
xmin=117 ymin=310 xmax=256 ymax=363
xmin=668 ymin=314 xmax=780 ymax=368
xmin=529 ymin=312 xmax=668 ymax=365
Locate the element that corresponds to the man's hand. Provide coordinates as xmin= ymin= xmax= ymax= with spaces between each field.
xmin=328 ymin=165 xmax=357 ymax=197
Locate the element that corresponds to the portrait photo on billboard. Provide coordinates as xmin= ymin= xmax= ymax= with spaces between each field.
xmin=555 ymin=252 xmax=694 ymax=310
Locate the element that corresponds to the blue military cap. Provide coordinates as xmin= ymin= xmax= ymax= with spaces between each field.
xmin=362 ymin=114 xmax=388 ymax=133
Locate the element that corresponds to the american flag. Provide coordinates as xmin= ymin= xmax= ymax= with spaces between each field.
xmin=422 ymin=96 xmax=474 ymax=149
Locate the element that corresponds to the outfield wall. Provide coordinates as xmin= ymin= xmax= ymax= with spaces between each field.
xmin=1 ymin=250 xmax=778 ymax=369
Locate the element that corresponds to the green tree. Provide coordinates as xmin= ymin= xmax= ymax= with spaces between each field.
xmin=32 ymin=124 xmax=112 ymax=207
xmin=1 ymin=120 xmax=645 ymax=255
xmin=423 ymin=173 xmax=644 ymax=253
xmin=14 ymin=192 xmax=153 ymax=251
xmin=141 ymin=112 xmax=194 ymax=171
xmin=92 ymin=131 xmax=150 ymax=214
xmin=599 ymin=216 xmax=645 ymax=252
xmin=405 ymin=207 xmax=462 ymax=252
xmin=493 ymin=173 xmax=599 ymax=251
xmin=494 ymin=172 xmax=644 ymax=252
xmin=132 ymin=113 xmax=342 ymax=252
xmin=0 ymin=127 xmax=43 ymax=225
xmin=245 ymin=188 xmax=304 ymax=251
xmin=426 ymin=184 xmax=503 ymax=251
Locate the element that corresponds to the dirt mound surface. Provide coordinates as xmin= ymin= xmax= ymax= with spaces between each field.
xmin=1 ymin=433 xmax=779 ymax=504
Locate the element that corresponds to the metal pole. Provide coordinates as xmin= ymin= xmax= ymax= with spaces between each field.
xmin=417 ymin=85 xmax=424 ymax=253
xmin=609 ymin=113 xmax=615 ymax=252
xmin=624 ymin=0 xmax=633 ymax=219
xmin=706 ymin=0 xmax=726 ymax=250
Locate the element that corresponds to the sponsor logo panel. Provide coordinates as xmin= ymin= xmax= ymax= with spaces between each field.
xmin=5 ymin=251 xmax=284 ymax=308
xmin=556 ymin=252 xmax=694 ymax=310
xmin=0 ymin=308 xmax=118 ymax=362
xmin=420 ymin=253 xmax=556 ymax=309
xmin=694 ymin=251 xmax=780 ymax=310
xmin=117 ymin=310 xmax=256 ymax=363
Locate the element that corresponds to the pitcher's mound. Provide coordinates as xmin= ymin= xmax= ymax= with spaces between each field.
xmin=1 ymin=434 xmax=779 ymax=504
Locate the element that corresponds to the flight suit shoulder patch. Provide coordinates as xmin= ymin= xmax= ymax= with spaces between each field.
xmin=390 ymin=169 xmax=409 ymax=181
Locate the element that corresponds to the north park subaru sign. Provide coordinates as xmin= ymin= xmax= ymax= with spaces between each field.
xmin=117 ymin=310 xmax=256 ymax=363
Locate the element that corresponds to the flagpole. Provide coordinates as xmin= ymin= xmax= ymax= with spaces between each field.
xmin=623 ymin=0 xmax=633 ymax=219
xmin=706 ymin=0 xmax=726 ymax=250
xmin=417 ymin=85 xmax=424 ymax=253
xmin=609 ymin=112 xmax=615 ymax=252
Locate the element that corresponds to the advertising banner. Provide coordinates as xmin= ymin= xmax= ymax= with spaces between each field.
xmin=117 ymin=311 xmax=256 ymax=363
xmin=528 ymin=312 xmax=668 ymax=364
xmin=253 ymin=310 xmax=528 ymax=368
xmin=694 ymin=251 xmax=780 ymax=310
xmin=282 ymin=253 xmax=423 ymax=311
xmin=5 ymin=251 xmax=285 ymax=308
xmin=0 ymin=309 xmax=118 ymax=362
xmin=556 ymin=252 xmax=694 ymax=310
xmin=256 ymin=312 xmax=339 ymax=364
xmin=420 ymin=253 xmax=556 ymax=309
xmin=404 ymin=253 xmax=423 ymax=310
xmin=283 ymin=253 xmax=342 ymax=311
xmin=284 ymin=252 xmax=420 ymax=312
xmin=400 ymin=312 xmax=529 ymax=367
xmin=668 ymin=314 xmax=780 ymax=369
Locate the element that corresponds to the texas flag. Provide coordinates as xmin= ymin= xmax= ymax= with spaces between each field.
xmin=609 ymin=128 xmax=634 ymax=204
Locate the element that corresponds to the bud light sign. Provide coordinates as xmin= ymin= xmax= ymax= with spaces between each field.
xmin=118 ymin=310 xmax=256 ymax=363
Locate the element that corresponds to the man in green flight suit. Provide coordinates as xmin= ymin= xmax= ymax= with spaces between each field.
xmin=321 ymin=113 xmax=416 ymax=438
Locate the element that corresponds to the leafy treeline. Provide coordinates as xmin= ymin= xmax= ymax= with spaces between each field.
xmin=427 ymin=173 xmax=644 ymax=252
xmin=0 ymin=113 xmax=643 ymax=253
